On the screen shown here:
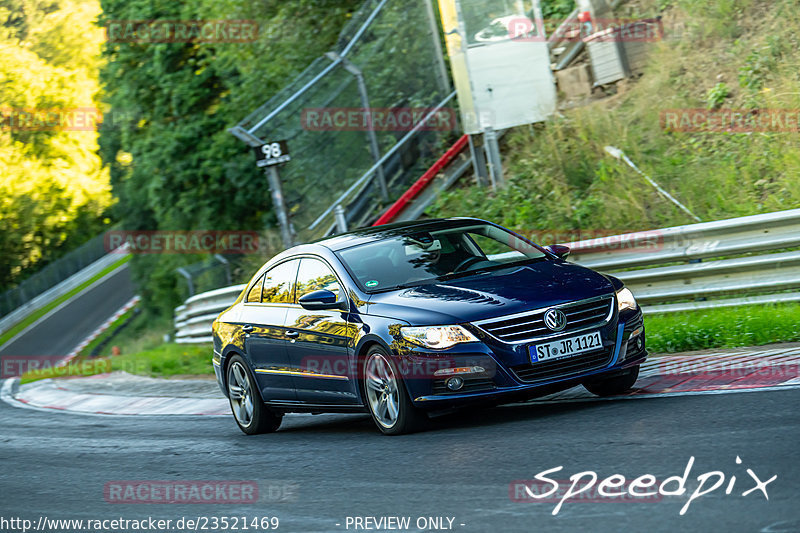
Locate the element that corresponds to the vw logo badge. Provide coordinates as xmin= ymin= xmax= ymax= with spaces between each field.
xmin=543 ymin=309 xmax=567 ymax=331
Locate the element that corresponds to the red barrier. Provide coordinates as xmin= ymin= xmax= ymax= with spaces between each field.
xmin=372 ymin=134 xmax=470 ymax=226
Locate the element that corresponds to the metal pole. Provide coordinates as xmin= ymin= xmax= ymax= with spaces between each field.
xmin=468 ymin=134 xmax=489 ymax=187
xmin=213 ymin=254 xmax=232 ymax=285
xmin=423 ymin=0 xmax=452 ymax=95
xmin=604 ymin=146 xmax=702 ymax=222
xmin=266 ymin=165 xmax=296 ymax=248
xmin=483 ymin=126 xmax=504 ymax=189
xmin=327 ymin=52 xmax=389 ymax=201
xmin=176 ymin=267 xmax=194 ymax=297
xmin=334 ymin=205 xmax=349 ymax=233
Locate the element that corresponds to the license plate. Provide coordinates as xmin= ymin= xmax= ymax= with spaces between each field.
xmin=530 ymin=331 xmax=603 ymax=363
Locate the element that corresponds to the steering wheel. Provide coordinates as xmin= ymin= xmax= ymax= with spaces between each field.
xmin=452 ymin=256 xmax=483 ymax=273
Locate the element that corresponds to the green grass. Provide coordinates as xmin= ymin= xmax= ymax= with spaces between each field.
xmin=108 ymin=343 xmax=213 ymax=377
xmin=91 ymin=308 xmax=173 ymax=357
xmin=0 ymin=255 xmax=132 ymax=348
xmin=646 ymin=302 xmax=800 ymax=354
xmin=19 ymin=343 xmax=213 ymax=384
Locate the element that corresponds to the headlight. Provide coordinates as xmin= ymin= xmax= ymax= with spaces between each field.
xmin=616 ymin=287 xmax=637 ymax=312
xmin=400 ymin=325 xmax=479 ymax=349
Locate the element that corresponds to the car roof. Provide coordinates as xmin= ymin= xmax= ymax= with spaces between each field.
xmin=312 ymin=217 xmax=490 ymax=251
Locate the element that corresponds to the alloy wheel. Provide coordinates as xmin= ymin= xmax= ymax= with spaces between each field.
xmin=365 ymin=353 xmax=400 ymax=428
xmin=227 ymin=361 xmax=254 ymax=427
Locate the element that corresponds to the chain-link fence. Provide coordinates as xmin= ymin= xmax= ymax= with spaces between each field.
xmin=231 ymin=0 xmax=457 ymax=242
xmin=0 ymin=234 xmax=109 ymax=318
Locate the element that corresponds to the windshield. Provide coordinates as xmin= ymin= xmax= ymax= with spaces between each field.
xmin=336 ymin=223 xmax=548 ymax=291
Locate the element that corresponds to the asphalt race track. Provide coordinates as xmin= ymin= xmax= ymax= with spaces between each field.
xmin=0 ymin=264 xmax=134 ymax=358
xmin=1 ymin=380 xmax=798 ymax=533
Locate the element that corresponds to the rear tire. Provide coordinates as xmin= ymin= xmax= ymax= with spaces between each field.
xmin=363 ymin=347 xmax=426 ymax=435
xmin=226 ymin=354 xmax=282 ymax=435
xmin=584 ymin=366 xmax=640 ymax=397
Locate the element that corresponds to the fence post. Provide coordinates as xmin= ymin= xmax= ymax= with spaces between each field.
xmin=423 ymin=0 xmax=452 ymax=96
xmin=176 ymin=267 xmax=195 ymax=297
xmin=468 ymin=134 xmax=489 ymax=187
xmin=327 ymin=52 xmax=389 ymax=202
xmin=483 ymin=126 xmax=504 ymax=189
xmin=334 ymin=205 xmax=349 ymax=233
xmin=265 ymin=165 xmax=296 ymax=248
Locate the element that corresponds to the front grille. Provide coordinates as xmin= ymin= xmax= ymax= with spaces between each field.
xmin=475 ymin=296 xmax=614 ymax=343
xmin=431 ymin=376 xmax=495 ymax=395
xmin=510 ymin=349 xmax=613 ymax=383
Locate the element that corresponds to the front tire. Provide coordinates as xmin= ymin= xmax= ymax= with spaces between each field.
xmin=363 ymin=347 xmax=426 ymax=435
xmin=584 ymin=366 xmax=640 ymax=397
xmin=226 ymin=354 xmax=282 ymax=435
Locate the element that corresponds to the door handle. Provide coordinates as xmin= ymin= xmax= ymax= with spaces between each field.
xmin=285 ymin=330 xmax=299 ymax=339
xmin=242 ymin=325 xmax=254 ymax=334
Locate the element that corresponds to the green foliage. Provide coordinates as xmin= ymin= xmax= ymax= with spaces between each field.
xmin=738 ymin=37 xmax=787 ymax=92
xmin=97 ymin=0 xmax=362 ymax=316
xmin=540 ymin=0 xmax=576 ymax=20
xmin=0 ymin=0 xmax=112 ymax=291
xmin=646 ymin=303 xmax=800 ymax=353
xmin=706 ymin=82 xmax=729 ymax=109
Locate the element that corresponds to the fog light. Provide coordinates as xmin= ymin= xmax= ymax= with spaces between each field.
xmin=434 ymin=366 xmax=485 ymax=377
xmin=636 ymin=336 xmax=644 ymax=350
xmin=446 ymin=377 xmax=464 ymax=391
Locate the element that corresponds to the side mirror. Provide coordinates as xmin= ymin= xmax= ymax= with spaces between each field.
xmin=546 ymin=244 xmax=571 ymax=260
xmin=298 ymin=289 xmax=345 ymax=311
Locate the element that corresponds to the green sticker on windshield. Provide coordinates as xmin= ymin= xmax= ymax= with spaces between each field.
xmin=365 ymin=280 xmax=379 ymax=288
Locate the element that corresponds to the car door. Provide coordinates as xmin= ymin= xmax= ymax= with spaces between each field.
xmin=239 ymin=259 xmax=300 ymax=402
xmin=283 ymin=256 xmax=358 ymax=404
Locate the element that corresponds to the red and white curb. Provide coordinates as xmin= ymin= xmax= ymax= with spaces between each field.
xmin=64 ymin=295 xmax=141 ymax=363
xmin=536 ymin=345 xmax=800 ymax=403
xmin=0 ymin=374 xmax=228 ymax=416
xmin=2 ymin=346 xmax=799 ymax=416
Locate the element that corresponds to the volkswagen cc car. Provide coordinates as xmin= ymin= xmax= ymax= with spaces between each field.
xmin=212 ymin=218 xmax=646 ymax=435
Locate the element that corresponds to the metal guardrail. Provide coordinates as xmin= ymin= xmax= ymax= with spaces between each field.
xmin=173 ymin=209 xmax=800 ymax=343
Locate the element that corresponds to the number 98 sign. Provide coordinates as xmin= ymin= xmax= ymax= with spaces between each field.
xmin=254 ymin=140 xmax=291 ymax=168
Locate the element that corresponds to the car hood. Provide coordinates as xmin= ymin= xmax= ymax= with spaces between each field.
xmin=366 ymin=260 xmax=616 ymax=325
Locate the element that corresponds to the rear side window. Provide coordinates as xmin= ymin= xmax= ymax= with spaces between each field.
xmin=262 ymin=260 xmax=299 ymax=304
xmin=296 ymin=258 xmax=341 ymax=300
xmin=246 ymin=274 xmax=264 ymax=303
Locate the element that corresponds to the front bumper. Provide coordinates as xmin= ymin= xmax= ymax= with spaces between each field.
xmin=400 ymin=308 xmax=646 ymax=408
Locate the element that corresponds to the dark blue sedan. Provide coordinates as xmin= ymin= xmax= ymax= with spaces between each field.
xmin=212 ymin=218 xmax=646 ymax=435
